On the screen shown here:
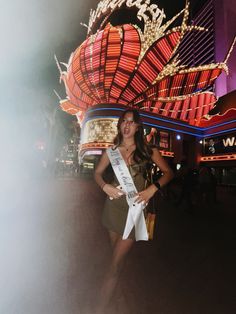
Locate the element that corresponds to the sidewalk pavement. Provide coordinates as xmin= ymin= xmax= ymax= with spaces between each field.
xmin=0 ymin=176 xmax=235 ymax=314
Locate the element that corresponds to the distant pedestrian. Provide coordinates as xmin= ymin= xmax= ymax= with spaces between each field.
xmin=175 ymin=161 xmax=198 ymax=212
xmin=199 ymin=166 xmax=217 ymax=205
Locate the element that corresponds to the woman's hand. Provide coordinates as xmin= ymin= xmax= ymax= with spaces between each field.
xmin=135 ymin=185 xmax=157 ymax=205
xmin=103 ymin=184 xmax=125 ymax=200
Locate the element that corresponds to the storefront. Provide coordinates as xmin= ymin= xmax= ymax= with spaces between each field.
xmin=201 ymin=132 xmax=236 ymax=185
xmin=78 ymin=104 xmax=206 ymax=171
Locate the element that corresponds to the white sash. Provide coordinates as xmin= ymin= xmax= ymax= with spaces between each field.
xmin=106 ymin=147 xmax=148 ymax=241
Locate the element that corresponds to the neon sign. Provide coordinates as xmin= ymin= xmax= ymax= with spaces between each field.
xmin=86 ymin=0 xmax=165 ymax=34
xmin=203 ymin=132 xmax=236 ymax=155
xmin=223 ymin=137 xmax=236 ymax=147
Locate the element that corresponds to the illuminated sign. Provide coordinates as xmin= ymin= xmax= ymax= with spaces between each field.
xmin=80 ymin=119 xmax=173 ymax=158
xmin=84 ymin=150 xmax=103 ymax=156
xmin=159 ymin=131 xmax=171 ymax=150
xmin=81 ymin=118 xmax=118 ymax=144
xmin=203 ymin=132 xmax=236 ymax=156
xmin=223 ymin=137 xmax=236 ymax=147
xmin=87 ymin=0 xmax=165 ymax=35
xmin=59 ymin=0 xmax=235 ymax=128
xmin=145 ymin=127 xmax=171 ymax=151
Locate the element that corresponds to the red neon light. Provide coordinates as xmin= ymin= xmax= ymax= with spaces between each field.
xmin=57 ymin=11 xmax=228 ymax=127
xmin=65 ymin=23 xmax=222 ymax=114
xmin=120 ymin=31 xmax=182 ymax=102
xmin=134 ymin=68 xmax=223 ymax=105
xmin=140 ymin=92 xmax=216 ymax=125
xmin=201 ymin=154 xmax=236 ymax=161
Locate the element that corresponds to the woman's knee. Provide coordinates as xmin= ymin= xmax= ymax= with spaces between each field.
xmin=108 ymin=262 xmax=121 ymax=278
xmin=110 ymin=239 xmax=134 ymax=274
xmin=109 ymin=231 xmax=120 ymax=247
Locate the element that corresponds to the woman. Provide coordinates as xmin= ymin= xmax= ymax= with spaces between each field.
xmin=94 ymin=109 xmax=173 ymax=312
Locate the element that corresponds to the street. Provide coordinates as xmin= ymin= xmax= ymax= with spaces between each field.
xmin=0 ymin=175 xmax=235 ymax=314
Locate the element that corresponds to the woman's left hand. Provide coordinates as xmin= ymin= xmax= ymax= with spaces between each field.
xmin=135 ymin=185 xmax=157 ymax=205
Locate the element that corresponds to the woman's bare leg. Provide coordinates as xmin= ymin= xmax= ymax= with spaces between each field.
xmin=109 ymin=230 xmax=120 ymax=248
xmin=96 ymin=232 xmax=134 ymax=313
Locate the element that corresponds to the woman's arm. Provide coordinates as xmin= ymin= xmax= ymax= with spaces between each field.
xmin=94 ymin=150 xmax=125 ymax=199
xmin=135 ymin=147 xmax=174 ymax=204
xmin=94 ymin=151 xmax=110 ymax=189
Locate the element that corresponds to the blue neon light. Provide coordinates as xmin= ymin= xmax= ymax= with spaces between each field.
xmin=204 ymin=127 xmax=236 ymax=137
xmin=87 ymin=106 xmax=236 ymax=132
xmin=83 ymin=115 xmax=201 ymax=136
xmin=87 ymin=107 xmax=125 ymax=113
xmin=87 ymin=107 xmax=202 ymax=130
xmin=85 ymin=107 xmax=236 ymax=137
xmin=143 ymin=122 xmax=199 ymax=136
xmin=140 ymin=113 xmax=202 ymax=130
xmin=203 ymin=119 xmax=236 ymax=130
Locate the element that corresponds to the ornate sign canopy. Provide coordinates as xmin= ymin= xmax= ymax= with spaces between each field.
xmin=56 ymin=0 xmax=235 ymax=126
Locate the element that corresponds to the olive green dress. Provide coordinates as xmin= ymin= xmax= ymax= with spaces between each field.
xmin=102 ymin=161 xmax=148 ymax=239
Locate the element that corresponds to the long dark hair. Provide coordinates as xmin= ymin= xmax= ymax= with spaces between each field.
xmin=113 ymin=109 xmax=153 ymax=162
